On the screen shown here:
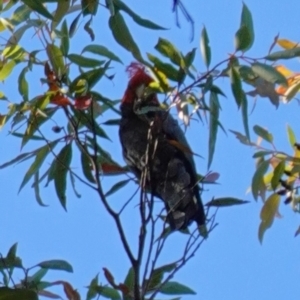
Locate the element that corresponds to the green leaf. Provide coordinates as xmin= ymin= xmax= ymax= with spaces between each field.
xmin=82 ymin=44 xmax=123 ymax=64
xmin=33 ymin=172 xmax=48 ymax=207
xmin=2 ymin=1 xmax=17 ymax=12
xmin=27 ymin=50 xmax=42 ymax=70
xmin=240 ymin=3 xmax=254 ymax=51
xmin=6 ymin=243 xmax=18 ymax=260
xmin=147 ymin=53 xmax=179 ymax=82
xmin=235 ymin=3 xmax=254 ymax=52
xmin=35 ymin=281 xmax=53 ymax=291
xmin=13 ymin=114 xmax=29 ymax=130
xmin=155 ymin=38 xmax=184 ymax=67
xmin=113 ymin=0 xmax=166 ymax=30
xmin=153 ymin=263 xmax=177 ymax=275
xmin=60 ymin=20 xmax=69 ymax=56
xmin=258 ymin=193 xmax=280 ymax=243
xmin=295 ymin=225 xmax=300 ymax=238
xmin=206 ymin=197 xmax=249 ymax=207
xmin=2 ymin=45 xmax=25 ymax=60
xmin=80 ymin=150 xmax=95 ymax=183
xmin=0 ymin=152 xmax=35 ymax=169
xmin=69 ymin=12 xmax=81 ymax=38
xmin=82 ymin=0 xmax=98 ymax=16
xmin=265 ymin=48 xmax=300 ymax=60
xmin=251 ymin=62 xmax=287 ymax=86
xmin=54 ymin=143 xmax=73 ymax=210
xmin=38 ymin=259 xmax=73 ymax=273
xmin=287 ymin=124 xmax=296 ymax=148
xmin=84 ymin=17 xmax=95 ymax=41
xmin=29 ymin=268 xmax=48 ymax=284
xmin=0 ymin=17 xmax=14 ymax=32
xmin=237 ymin=65 xmax=256 ymax=82
xmin=96 ymin=286 xmax=121 ymax=300
xmin=184 ymin=48 xmax=196 ymax=80
xmin=22 ymin=0 xmax=53 ymax=20
xmin=0 ymin=287 xmax=38 ymax=300
xmin=46 ymin=44 xmax=65 ymax=76
xmin=0 ymin=256 xmax=22 ymax=269
xmin=69 ymin=171 xmax=81 ymax=198
xmin=200 ymin=26 xmax=211 ymax=68
xmin=11 ymin=5 xmax=31 ymax=26
xmin=253 ymin=125 xmax=273 ymax=143
xmin=208 ymin=92 xmax=219 ymax=169
xmin=92 ymin=92 xmax=121 ymax=115
xmin=160 ymin=281 xmax=196 ymax=295
xmin=146 ymin=263 xmax=177 ymax=292
xmin=251 ymin=160 xmax=269 ymax=200
xmin=46 ymin=157 xmax=57 ymax=186
xmin=0 ymin=60 xmax=16 ymax=81
xmin=86 ymin=273 xmax=99 ymax=300
xmin=184 ymin=48 xmax=196 ymax=68
xmin=51 ymin=0 xmax=70 ymax=30
xmin=109 ymin=11 xmax=142 ymax=61
xmin=102 ymin=119 xmax=120 ymax=126
xmin=235 ymin=25 xmax=251 ymax=52
xmin=271 ymin=160 xmax=285 ymax=190
xmin=72 ymin=109 xmax=110 ymax=140
xmin=106 ymin=0 xmax=115 ymax=16
xmin=21 ymin=106 xmax=57 ymax=149
xmin=18 ymin=67 xmax=29 ymax=101
xmin=241 ymin=92 xmax=250 ymax=140
xmin=229 ymin=66 xmax=243 ymax=107
xmin=7 ymin=24 xmax=32 ymax=45
xmin=19 ymin=141 xmax=58 ymax=193
xmin=252 ymin=151 xmax=273 ymax=158
xmin=68 ymin=53 xmax=105 ymax=68
xmin=123 ymin=267 xmax=134 ymax=300
xmin=105 ymin=179 xmax=130 ymax=197
xmin=70 ymin=62 xmax=110 ymax=91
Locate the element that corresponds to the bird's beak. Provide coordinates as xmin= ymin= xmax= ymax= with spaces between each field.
xmin=135 ymin=84 xmax=145 ymax=99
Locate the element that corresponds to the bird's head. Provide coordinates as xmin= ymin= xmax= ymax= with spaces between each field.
xmin=121 ymin=62 xmax=160 ymax=112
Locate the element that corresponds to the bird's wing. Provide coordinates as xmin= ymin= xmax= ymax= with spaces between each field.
xmin=162 ymin=112 xmax=206 ymax=215
xmin=161 ymin=112 xmax=197 ymax=175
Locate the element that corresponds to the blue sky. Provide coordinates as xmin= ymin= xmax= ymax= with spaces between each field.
xmin=2 ymin=0 xmax=300 ymax=299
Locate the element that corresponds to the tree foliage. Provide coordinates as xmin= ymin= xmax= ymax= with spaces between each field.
xmin=1 ymin=0 xmax=300 ymax=299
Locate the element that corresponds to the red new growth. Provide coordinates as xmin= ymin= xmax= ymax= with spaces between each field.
xmin=122 ymin=62 xmax=154 ymax=104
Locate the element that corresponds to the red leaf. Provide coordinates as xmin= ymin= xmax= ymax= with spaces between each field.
xmin=74 ymin=95 xmax=92 ymax=110
xmin=50 ymin=281 xmax=80 ymax=300
xmin=44 ymin=62 xmax=60 ymax=92
xmin=118 ymin=283 xmax=130 ymax=295
xmin=50 ymin=94 xmax=71 ymax=106
xmin=103 ymin=267 xmax=117 ymax=288
xmin=62 ymin=281 xmax=80 ymax=300
xmin=101 ymin=163 xmax=127 ymax=175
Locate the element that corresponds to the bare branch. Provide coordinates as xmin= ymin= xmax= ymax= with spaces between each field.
xmin=89 ymin=104 xmax=137 ymax=267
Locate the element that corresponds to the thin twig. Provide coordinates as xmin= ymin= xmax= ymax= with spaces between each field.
xmin=148 ymin=213 xmax=217 ymax=300
xmin=118 ymin=186 xmax=140 ymax=215
xmin=89 ymin=103 xmax=137 ymax=267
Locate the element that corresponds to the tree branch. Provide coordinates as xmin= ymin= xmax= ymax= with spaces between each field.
xmin=89 ymin=104 xmax=137 ymax=267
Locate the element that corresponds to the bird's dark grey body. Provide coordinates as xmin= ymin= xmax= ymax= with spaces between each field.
xmin=119 ymin=99 xmax=205 ymax=230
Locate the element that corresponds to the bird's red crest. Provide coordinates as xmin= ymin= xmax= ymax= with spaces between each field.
xmin=122 ymin=62 xmax=154 ymax=104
